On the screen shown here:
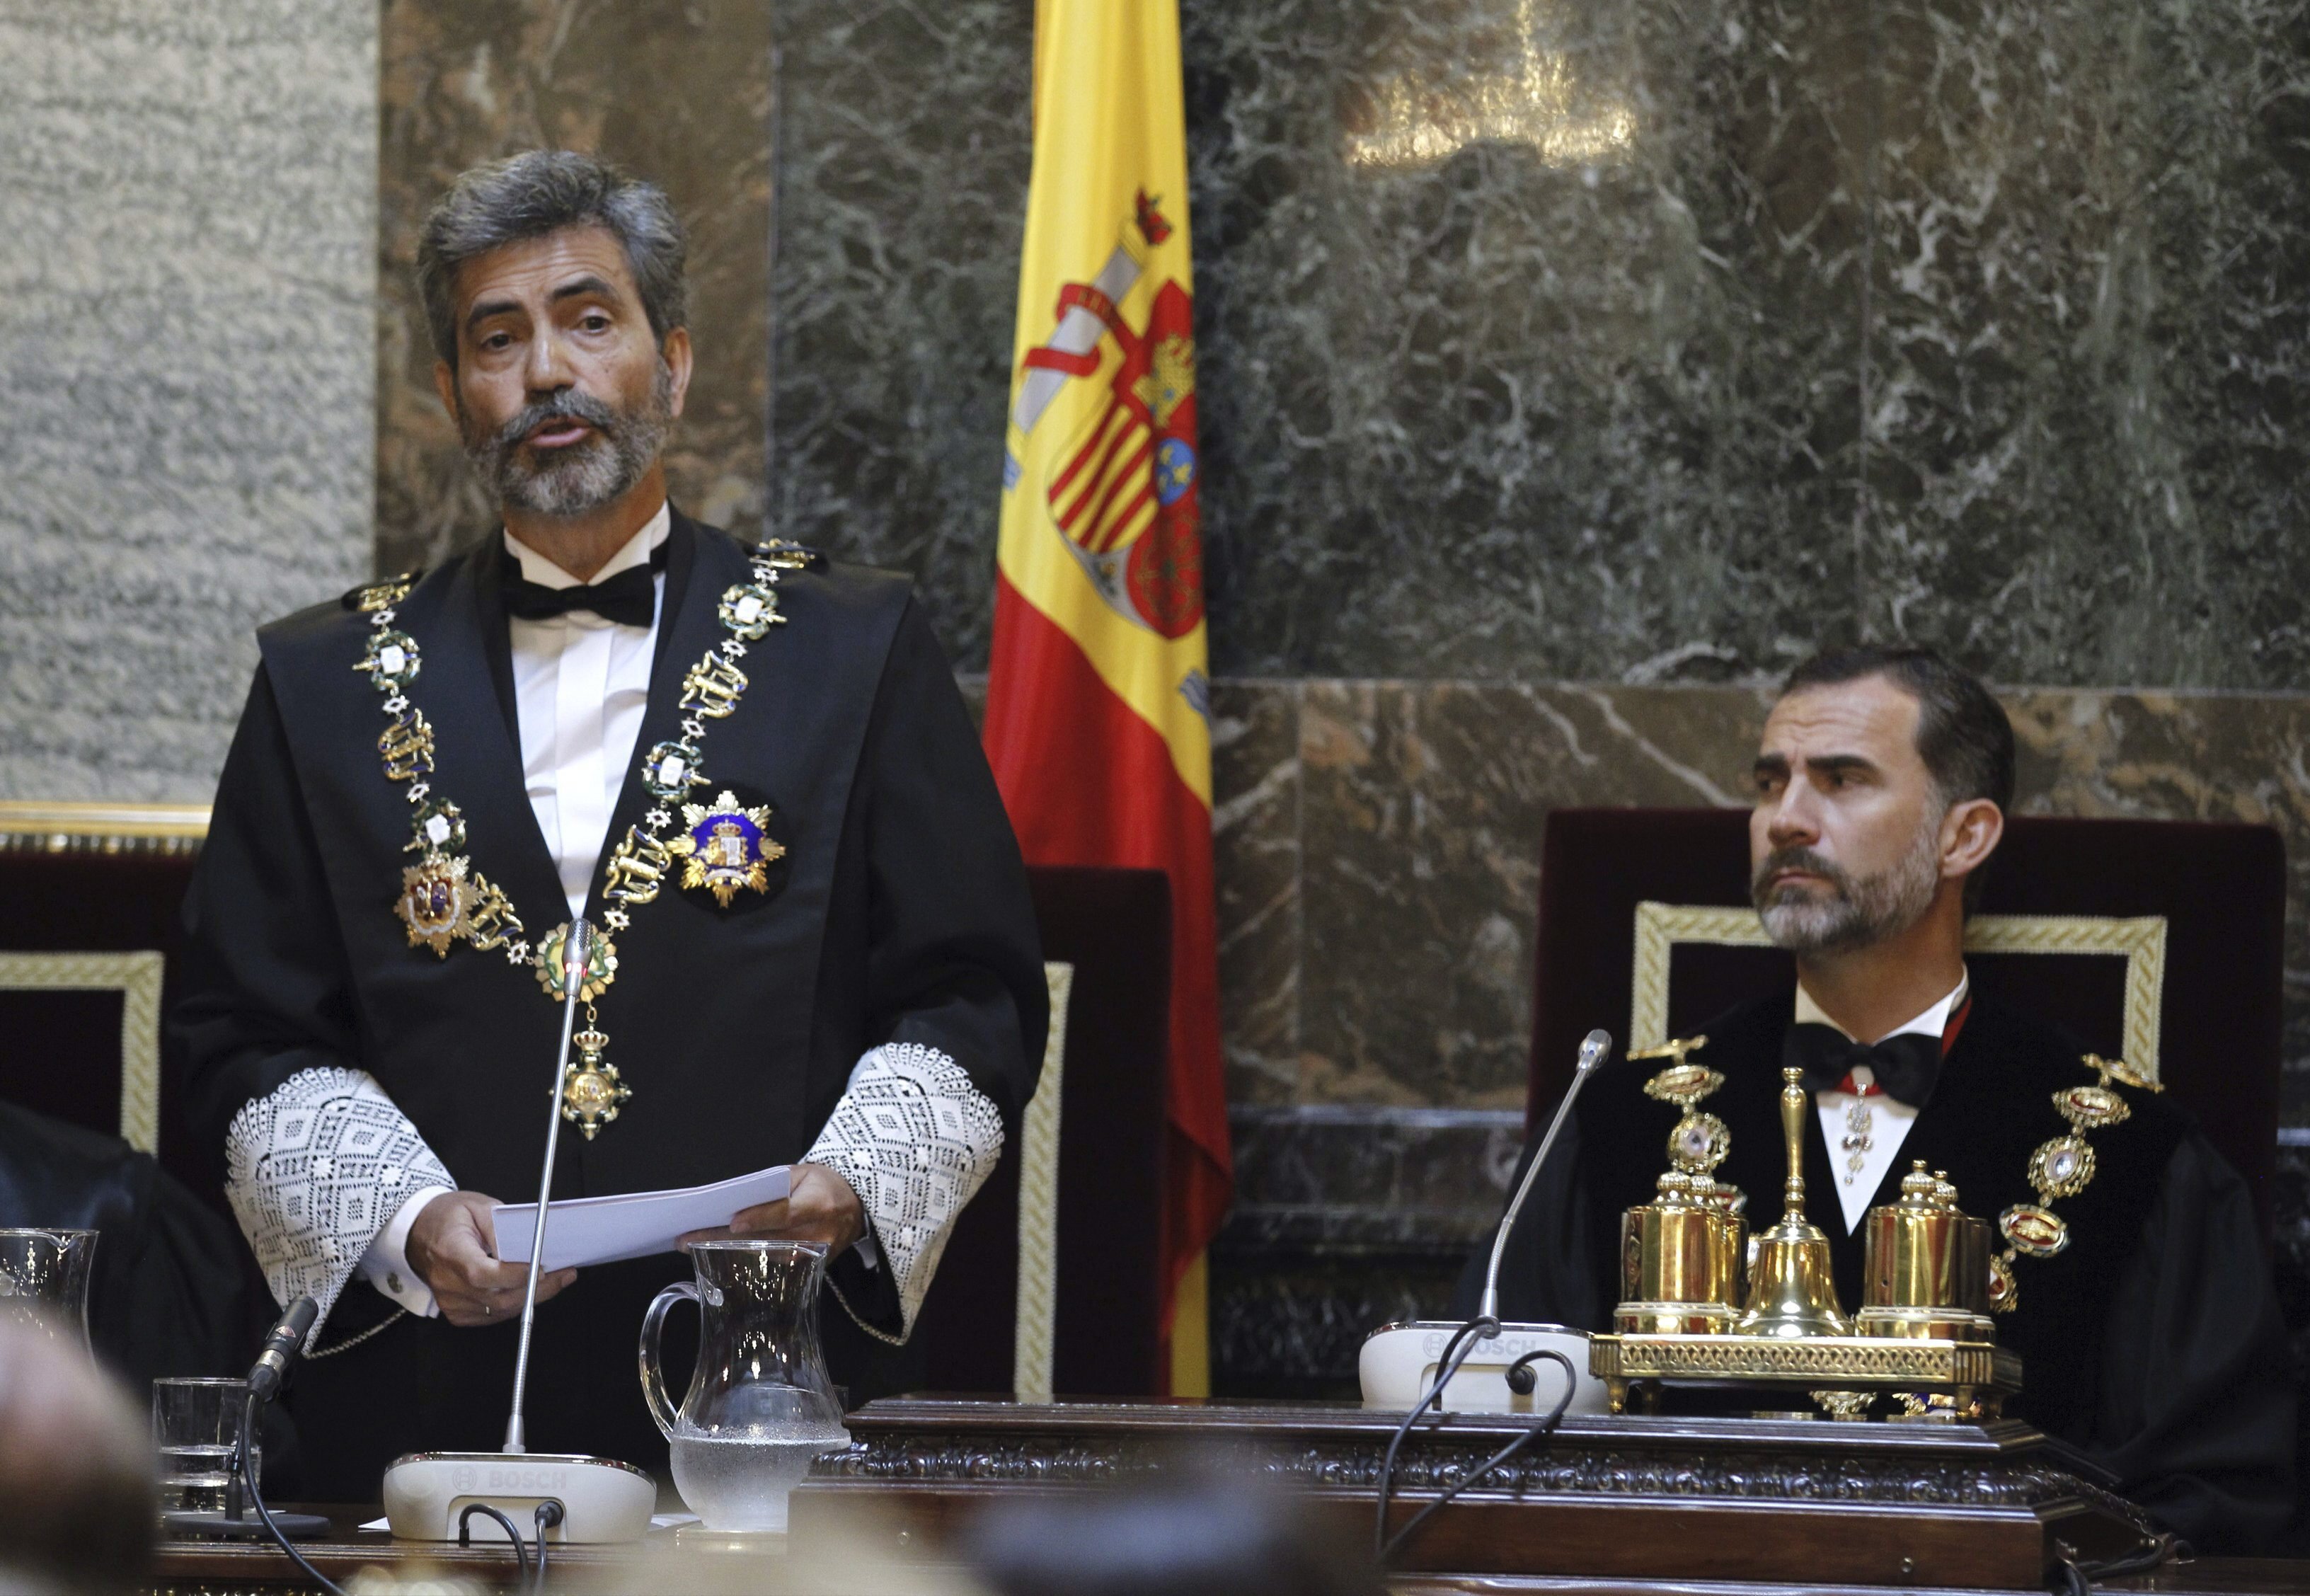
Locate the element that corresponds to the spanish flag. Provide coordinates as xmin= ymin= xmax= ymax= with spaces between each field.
xmin=982 ymin=0 xmax=1229 ymax=1394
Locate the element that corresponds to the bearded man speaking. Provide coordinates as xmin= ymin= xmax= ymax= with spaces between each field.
xmin=1462 ymin=646 xmax=2296 ymax=1551
xmin=172 ymin=151 xmax=1046 ymax=1496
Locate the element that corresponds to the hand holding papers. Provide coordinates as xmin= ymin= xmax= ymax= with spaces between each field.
xmin=490 ymin=1166 xmax=791 ymax=1272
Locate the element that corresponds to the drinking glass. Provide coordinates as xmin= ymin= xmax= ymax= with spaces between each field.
xmin=153 ymin=1377 xmax=255 ymax=1514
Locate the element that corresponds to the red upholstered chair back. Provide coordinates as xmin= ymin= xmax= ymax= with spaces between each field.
xmin=1527 ymin=809 xmax=2285 ymax=1240
xmin=0 ymin=840 xmax=212 ymax=1202
xmin=914 ymin=865 xmax=1172 ymax=1396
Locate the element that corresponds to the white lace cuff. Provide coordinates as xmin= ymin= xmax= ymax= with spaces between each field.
xmin=806 ymin=1043 xmax=1004 ymax=1344
xmin=224 ymin=1068 xmax=455 ymax=1330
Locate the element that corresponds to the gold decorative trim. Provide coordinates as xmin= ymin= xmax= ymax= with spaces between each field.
xmin=0 ymin=800 xmax=212 ymax=856
xmin=1630 ymin=903 xmax=2167 ymax=1082
xmin=0 ymin=951 xmax=165 ymax=1153
xmin=1591 ymin=1331 xmax=2021 ymax=1391
xmin=1012 ymin=960 xmax=1074 ymax=1402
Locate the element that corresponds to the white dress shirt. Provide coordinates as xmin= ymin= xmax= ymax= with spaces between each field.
xmin=506 ymin=505 xmax=671 ymax=917
xmin=1800 ymin=970 xmax=1970 ymax=1233
xmin=352 ymin=507 xmax=670 ymax=1316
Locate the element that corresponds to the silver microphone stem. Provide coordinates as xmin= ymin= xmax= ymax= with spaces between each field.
xmin=1478 ymin=1028 xmax=1612 ymax=1326
xmin=505 ymin=919 xmax=589 ymax=1454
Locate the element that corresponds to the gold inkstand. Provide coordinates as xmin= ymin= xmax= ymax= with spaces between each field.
xmin=1590 ymin=1058 xmax=2022 ymax=1421
xmin=1614 ymin=1038 xmax=1745 ymax=1336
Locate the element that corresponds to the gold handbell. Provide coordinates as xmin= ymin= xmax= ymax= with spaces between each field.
xmin=1735 ymin=1067 xmax=1851 ymax=1338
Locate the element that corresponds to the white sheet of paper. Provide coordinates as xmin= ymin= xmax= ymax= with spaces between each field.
xmin=490 ymin=1165 xmax=791 ymax=1272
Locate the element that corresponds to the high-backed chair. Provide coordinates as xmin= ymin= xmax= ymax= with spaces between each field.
xmin=916 ymin=866 xmax=1171 ymax=1398
xmin=1525 ymin=808 xmax=2285 ymax=1241
xmin=0 ymin=803 xmax=210 ymax=1198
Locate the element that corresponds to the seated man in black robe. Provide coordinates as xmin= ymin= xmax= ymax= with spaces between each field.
xmin=171 ymin=150 xmax=1045 ymax=1497
xmin=1462 ymin=645 xmax=2295 ymax=1552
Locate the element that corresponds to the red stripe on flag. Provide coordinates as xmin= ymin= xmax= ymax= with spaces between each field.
xmin=1079 ymin=440 xmax=1154 ymax=544
xmin=1059 ymin=412 xmax=1143 ymax=533
xmin=1092 ymin=480 xmax=1156 ymax=553
xmin=983 ymin=574 xmax=1232 ymax=1353
xmin=1050 ymin=405 xmax=1126 ymax=507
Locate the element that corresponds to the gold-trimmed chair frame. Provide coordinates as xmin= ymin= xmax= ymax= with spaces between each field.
xmin=0 ymin=951 xmax=165 ymax=1153
xmin=1630 ymin=902 xmax=2168 ymax=1081
xmin=0 ymin=800 xmax=213 ymax=856
xmin=1012 ymin=960 xmax=1074 ymax=1403
xmin=0 ymin=801 xmax=208 ymax=1151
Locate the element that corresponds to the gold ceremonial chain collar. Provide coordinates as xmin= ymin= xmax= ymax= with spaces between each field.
xmin=350 ymin=540 xmax=814 ymax=1138
xmin=1985 ymin=1052 xmax=2161 ymax=1314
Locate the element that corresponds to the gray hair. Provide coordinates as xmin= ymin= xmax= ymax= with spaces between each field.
xmin=415 ymin=149 xmax=689 ymax=369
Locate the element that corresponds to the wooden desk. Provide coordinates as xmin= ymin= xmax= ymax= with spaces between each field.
xmin=147 ymin=1399 xmax=2308 ymax=1595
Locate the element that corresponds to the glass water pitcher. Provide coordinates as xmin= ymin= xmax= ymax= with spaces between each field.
xmin=639 ymin=1240 xmax=850 ymax=1534
xmin=0 ymin=1228 xmax=97 ymax=1349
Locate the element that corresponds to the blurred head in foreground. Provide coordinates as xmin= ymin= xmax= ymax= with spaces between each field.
xmin=964 ymin=1474 xmax=1381 ymax=1596
xmin=0 ymin=1314 xmax=154 ymax=1593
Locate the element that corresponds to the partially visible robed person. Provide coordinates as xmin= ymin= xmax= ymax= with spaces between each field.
xmin=1464 ymin=646 xmax=2297 ymax=1552
xmin=171 ymin=151 xmax=1045 ymax=1497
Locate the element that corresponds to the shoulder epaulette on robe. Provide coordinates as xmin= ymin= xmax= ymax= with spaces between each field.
xmin=751 ymin=539 xmax=826 ymax=570
xmin=341 ymin=570 xmax=425 ymax=613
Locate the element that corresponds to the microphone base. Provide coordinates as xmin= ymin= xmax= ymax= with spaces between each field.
xmin=1358 ymin=1320 xmax=1611 ymax=1415
xmin=162 ymin=1508 xmax=331 ymax=1540
xmin=381 ymin=1451 xmax=655 ymax=1544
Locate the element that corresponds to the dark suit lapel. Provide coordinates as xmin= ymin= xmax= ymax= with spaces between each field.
xmin=421 ymin=545 xmax=568 ymax=923
xmin=583 ymin=509 xmax=735 ymax=919
xmin=472 ymin=536 xmax=522 ymax=745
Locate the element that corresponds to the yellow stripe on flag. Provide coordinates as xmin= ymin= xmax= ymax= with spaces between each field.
xmin=1168 ymin=1248 xmax=1211 ymax=1399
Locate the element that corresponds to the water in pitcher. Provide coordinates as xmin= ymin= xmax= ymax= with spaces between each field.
xmin=670 ymin=1428 xmax=850 ymax=1533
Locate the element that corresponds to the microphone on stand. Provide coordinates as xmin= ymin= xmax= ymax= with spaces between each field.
xmin=1356 ymin=1028 xmax=1615 ymax=1415
xmin=1480 ymin=1028 xmax=1612 ymax=1325
xmin=503 ymin=917 xmax=591 ymax=1454
xmin=380 ymin=917 xmax=655 ymax=1544
xmin=161 ymin=1295 xmax=332 ymax=1546
xmin=246 ymin=1294 xmax=318 ymax=1403
xmin=1363 ymin=1030 xmax=1614 ymax=1563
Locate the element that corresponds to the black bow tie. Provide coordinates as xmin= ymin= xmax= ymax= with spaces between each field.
xmin=1783 ymin=1023 xmax=1946 ymax=1110
xmin=500 ymin=542 xmax=667 ymax=628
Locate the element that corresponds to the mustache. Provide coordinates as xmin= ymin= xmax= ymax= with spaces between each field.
xmin=486 ymin=389 xmax=622 ymax=452
xmin=1752 ymin=845 xmax=1851 ymax=898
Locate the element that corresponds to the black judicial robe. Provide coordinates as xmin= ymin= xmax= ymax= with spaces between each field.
xmin=171 ymin=510 xmax=1047 ymax=1499
xmin=1458 ymin=991 xmax=2298 ymax=1554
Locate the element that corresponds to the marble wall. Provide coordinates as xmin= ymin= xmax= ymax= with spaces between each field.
xmin=749 ymin=0 xmax=2310 ymax=691
xmin=1202 ymin=0 xmax=2310 ymax=684
xmin=0 ymin=1 xmax=379 ymax=800
xmin=374 ymin=0 xmax=771 ymax=575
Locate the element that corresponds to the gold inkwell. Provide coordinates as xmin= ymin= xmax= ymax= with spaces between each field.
xmin=1857 ymin=1161 xmax=1994 ymax=1341
xmin=1615 ymin=1038 xmax=1746 ymax=1335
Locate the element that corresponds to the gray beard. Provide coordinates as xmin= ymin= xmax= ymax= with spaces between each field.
xmin=464 ymin=362 xmax=673 ymax=519
xmin=1753 ymin=820 xmax=1943 ymax=955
